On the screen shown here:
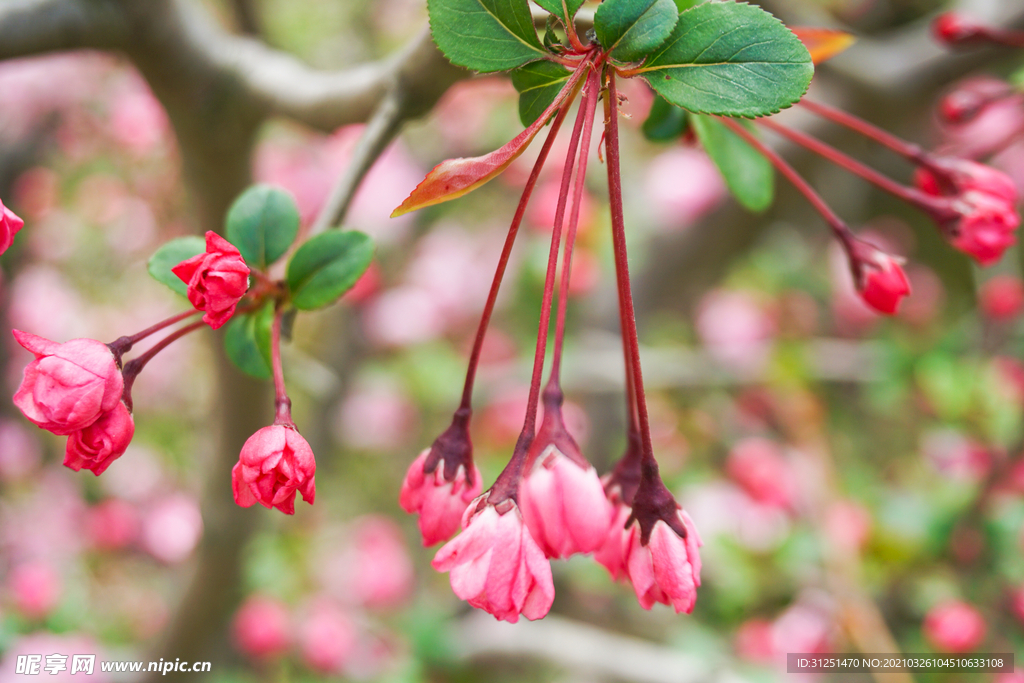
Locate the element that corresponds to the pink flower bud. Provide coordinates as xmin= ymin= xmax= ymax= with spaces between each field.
xmin=932 ymin=12 xmax=984 ymax=45
xmin=519 ymin=445 xmax=611 ymax=559
xmin=432 ymin=500 xmax=554 ymax=623
xmin=171 ymin=231 xmax=250 ymax=330
xmin=12 ymin=330 xmax=124 ymax=436
xmin=231 ymin=595 xmax=290 ymax=659
xmin=918 ymin=158 xmax=1018 ymax=204
xmin=938 ymin=77 xmax=1014 ymax=126
xmin=856 ymin=249 xmax=911 ymax=315
xmin=923 ymin=600 xmax=986 ymax=653
xmin=400 ymin=449 xmax=482 ymax=546
xmin=8 ymin=561 xmax=60 ymax=619
xmin=0 ymin=197 xmax=24 ymax=254
xmin=948 ymin=192 xmax=1020 ymax=266
xmin=297 ymin=600 xmax=357 ymax=673
xmin=979 ymin=275 xmax=1024 ymax=320
xmin=232 ymin=424 xmax=316 ymax=515
xmin=64 ymin=402 xmax=134 ymax=476
xmin=726 ymin=438 xmax=795 ymax=509
xmin=624 ymin=511 xmax=702 ymax=614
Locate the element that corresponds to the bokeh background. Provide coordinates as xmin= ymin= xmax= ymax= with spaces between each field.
xmin=0 ymin=0 xmax=1022 ymax=681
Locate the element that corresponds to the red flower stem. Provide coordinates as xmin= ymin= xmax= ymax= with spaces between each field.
xmin=107 ymin=309 xmax=202 ymax=359
xmin=755 ymin=118 xmax=954 ymax=219
xmin=120 ymin=320 xmax=205 ymax=411
xmin=270 ymin=306 xmax=292 ymax=427
xmin=604 ymin=71 xmax=658 ymax=467
xmin=547 ymin=66 xmax=601 ymax=388
xmin=488 ymin=61 xmax=595 ymax=505
xmin=458 ymin=95 xmax=575 ymax=412
xmin=799 ymin=98 xmax=927 ymax=163
xmin=975 ymin=26 xmax=1024 ymax=47
xmin=563 ymin=3 xmax=587 ymax=53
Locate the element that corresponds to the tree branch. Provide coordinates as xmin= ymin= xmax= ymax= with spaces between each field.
xmin=0 ymin=0 xmax=128 ymax=58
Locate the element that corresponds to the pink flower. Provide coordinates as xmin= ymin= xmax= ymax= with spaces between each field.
xmin=85 ymin=498 xmax=139 ymax=550
xmin=12 ymin=330 xmax=123 ymax=435
xmin=856 ymin=249 xmax=911 ymax=315
xmin=726 ymin=438 xmax=795 ymax=509
xmin=401 ymin=450 xmax=482 ymax=546
xmin=923 ymin=600 xmax=987 ymax=653
xmin=343 ymin=516 xmax=414 ymax=609
xmin=232 ymin=425 xmax=316 ymax=515
xmin=949 ymin=192 xmax=1020 ymax=266
xmin=8 ymin=561 xmax=61 ymax=619
xmin=931 ymin=12 xmax=984 ymax=45
xmin=979 ymin=275 xmax=1024 ymax=320
xmin=594 ymin=502 xmax=632 ymax=581
xmin=0 ymin=197 xmax=24 ymax=254
xmin=519 ymin=444 xmax=611 ymax=558
xmin=624 ymin=511 xmax=702 ymax=614
xmin=937 ymin=77 xmax=1012 ymax=125
xmin=172 ymin=231 xmax=249 ymax=329
xmin=432 ymin=500 xmax=554 ymax=623
xmin=64 ymin=402 xmax=134 ymax=475
xmin=297 ymin=600 xmax=357 ymax=673
xmin=232 ymin=595 xmax=290 ymax=659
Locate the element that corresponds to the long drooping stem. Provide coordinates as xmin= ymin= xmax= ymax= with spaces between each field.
xmin=604 ymin=71 xmax=656 ymax=468
xmin=547 ymin=67 xmax=601 ymax=388
xmin=799 ymin=98 xmax=926 ymax=162
xmin=270 ymin=306 xmax=292 ymax=426
xmin=108 ymin=310 xmax=202 ymax=360
xmin=756 ymin=119 xmax=955 ymax=219
xmin=458 ymin=99 xmax=575 ymax=412
xmin=488 ymin=62 xmax=595 ymax=503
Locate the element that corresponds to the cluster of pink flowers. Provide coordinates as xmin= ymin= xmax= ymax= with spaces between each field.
xmin=401 ymin=390 xmax=702 ymax=623
xmin=7 ymin=225 xmax=318 ymax=514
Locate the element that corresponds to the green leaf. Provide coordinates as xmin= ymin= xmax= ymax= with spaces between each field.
xmin=225 ymin=185 xmax=300 ymax=271
xmin=224 ymin=301 xmax=274 ymax=380
xmin=147 ymin=236 xmax=206 ymax=297
xmin=511 ymin=61 xmax=573 ymax=127
xmin=286 ymin=231 xmax=374 ymax=311
xmin=672 ymin=0 xmax=702 ymax=10
xmin=691 ymin=114 xmax=773 ymax=211
xmin=428 ymin=0 xmax=547 ymax=73
xmin=595 ymin=0 xmax=679 ymax=63
xmin=534 ymin=0 xmax=586 ymax=23
xmin=640 ymin=2 xmax=813 ymax=118
xmin=642 ymin=94 xmax=689 ymax=141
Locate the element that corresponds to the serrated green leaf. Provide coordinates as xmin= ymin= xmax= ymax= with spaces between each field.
xmin=224 ymin=302 xmax=274 ymax=380
xmin=147 ymin=236 xmax=206 ymax=297
xmin=286 ymin=231 xmax=374 ymax=311
xmin=428 ymin=0 xmax=547 ymax=73
xmin=641 ymin=2 xmax=813 ymax=118
xmin=691 ymin=114 xmax=773 ymax=211
xmin=596 ymin=0 xmax=679 ymax=63
xmin=642 ymin=94 xmax=689 ymax=141
xmin=672 ymin=0 xmax=702 ymax=10
xmin=225 ymin=185 xmax=300 ymax=270
xmin=511 ymin=61 xmax=573 ymax=126
xmin=543 ymin=15 xmax=561 ymax=51
xmin=534 ymin=0 xmax=587 ymax=24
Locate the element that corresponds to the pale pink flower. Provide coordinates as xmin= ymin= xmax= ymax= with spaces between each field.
xmin=594 ymin=502 xmax=632 ymax=581
xmin=0 ymin=197 xmax=24 ymax=255
xmin=64 ymin=401 xmax=134 ymax=475
xmin=172 ymin=231 xmax=249 ymax=329
xmin=232 ymin=425 xmax=316 ymax=515
xmin=8 ymin=561 xmax=60 ymax=619
xmin=624 ymin=511 xmax=702 ymax=614
xmin=343 ymin=516 xmax=414 ymax=609
xmin=84 ymin=498 xmax=139 ymax=550
xmin=232 ymin=595 xmax=290 ymax=659
xmin=140 ymin=494 xmax=203 ymax=564
xmin=519 ymin=444 xmax=611 ymax=558
xmin=726 ymin=438 xmax=795 ymax=509
xmin=12 ymin=330 xmax=123 ymax=435
xmin=432 ymin=501 xmax=554 ymax=623
xmin=923 ymin=600 xmax=987 ymax=653
xmin=400 ymin=448 xmax=482 ymax=546
xmin=297 ymin=600 xmax=357 ymax=673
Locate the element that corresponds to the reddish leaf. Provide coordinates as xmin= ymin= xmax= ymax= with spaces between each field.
xmin=391 ymin=62 xmax=590 ymax=217
xmin=791 ymin=27 xmax=856 ymax=64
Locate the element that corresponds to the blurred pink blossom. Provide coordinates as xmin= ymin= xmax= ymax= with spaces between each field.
xmin=140 ymin=493 xmax=203 ymax=563
xmin=684 ymin=482 xmax=790 ymax=552
xmin=526 ymin=179 xmax=595 ymax=235
xmin=921 ymin=429 xmax=991 ymax=482
xmin=85 ymin=498 xmax=139 ymax=551
xmin=824 ymin=500 xmax=872 ymax=553
xmin=327 ymin=516 xmax=414 ymax=610
xmin=335 ymin=383 xmax=416 ymax=451
xmin=899 ymin=264 xmax=945 ymax=327
xmin=734 ymin=618 xmax=775 ymax=663
xmin=432 ymin=78 xmax=516 ymax=150
xmin=0 ymin=420 xmax=41 ymax=482
xmin=0 ymin=468 xmax=85 ymax=565
xmin=363 ymin=286 xmax=446 ymax=347
xmin=644 ymin=147 xmax=726 ymax=230
xmin=99 ymin=445 xmax=163 ymax=502
xmin=232 ymin=595 xmax=290 ymax=659
xmin=297 ymin=599 xmax=358 ymax=674
xmin=8 ymin=266 xmax=88 ymax=342
xmin=696 ymin=289 xmax=776 ymax=372
xmin=772 ymin=599 xmax=834 ymax=656
xmin=107 ymin=79 xmax=169 ymax=155
xmin=726 ymin=437 xmax=795 ymax=509
xmin=979 ymin=275 xmax=1024 ymax=320
xmin=923 ymin=600 xmax=987 ymax=653
xmin=7 ymin=561 xmax=60 ymax=619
